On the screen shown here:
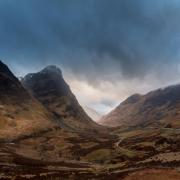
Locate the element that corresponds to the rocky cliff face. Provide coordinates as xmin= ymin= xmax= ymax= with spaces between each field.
xmin=0 ymin=61 xmax=29 ymax=102
xmin=100 ymin=85 xmax=180 ymax=128
xmin=22 ymin=66 xmax=101 ymax=132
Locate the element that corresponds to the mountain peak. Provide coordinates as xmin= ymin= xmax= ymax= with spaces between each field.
xmin=0 ymin=60 xmax=17 ymax=80
xmin=22 ymin=65 xmax=69 ymax=98
xmin=0 ymin=60 xmax=10 ymax=72
xmin=121 ymin=93 xmax=141 ymax=105
xmin=40 ymin=65 xmax=62 ymax=75
xmin=22 ymin=66 xmax=101 ymax=132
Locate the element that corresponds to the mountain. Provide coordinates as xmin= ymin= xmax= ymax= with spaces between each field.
xmin=22 ymin=66 xmax=102 ymax=132
xmin=1 ymin=61 xmax=180 ymax=179
xmin=0 ymin=61 xmax=56 ymax=141
xmin=100 ymin=85 xmax=180 ymax=128
xmin=84 ymin=106 xmax=102 ymax=122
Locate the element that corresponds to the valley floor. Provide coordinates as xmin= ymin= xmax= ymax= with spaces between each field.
xmin=0 ymin=127 xmax=180 ymax=180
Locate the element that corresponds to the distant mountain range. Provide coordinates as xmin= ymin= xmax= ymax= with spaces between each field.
xmin=100 ymin=85 xmax=180 ymax=128
xmin=83 ymin=106 xmax=102 ymax=122
xmin=1 ymin=59 xmax=180 ymax=136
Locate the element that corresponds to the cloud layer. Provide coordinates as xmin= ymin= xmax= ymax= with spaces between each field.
xmin=1 ymin=0 xmax=180 ymax=115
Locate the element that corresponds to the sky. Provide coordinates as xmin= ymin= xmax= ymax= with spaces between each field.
xmin=1 ymin=0 xmax=180 ymax=116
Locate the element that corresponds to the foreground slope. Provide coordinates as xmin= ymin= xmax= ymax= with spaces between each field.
xmin=100 ymin=85 xmax=180 ymax=128
xmin=22 ymin=66 xmax=102 ymax=132
xmin=0 ymin=61 xmax=56 ymax=141
xmin=1 ymin=121 xmax=180 ymax=179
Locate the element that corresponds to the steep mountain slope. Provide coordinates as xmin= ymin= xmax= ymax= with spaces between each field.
xmin=0 ymin=61 xmax=56 ymax=141
xmin=84 ymin=106 xmax=102 ymax=122
xmin=100 ymin=85 xmax=180 ymax=128
xmin=22 ymin=66 xmax=101 ymax=132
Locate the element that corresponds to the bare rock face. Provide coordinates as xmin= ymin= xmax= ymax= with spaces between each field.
xmin=0 ymin=61 xmax=56 ymax=141
xmin=22 ymin=66 xmax=70 ymax=99
xmin=100 ymin=85 xmax=180 ymax=128
xmin=0 ymin=61 xmax=29 ymax=102
xmin=22 ymin=66 xmax=102 ymax=132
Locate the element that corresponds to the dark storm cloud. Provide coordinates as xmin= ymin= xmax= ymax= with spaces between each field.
xmin=1 ymin=0 xmax=180 ymax=83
